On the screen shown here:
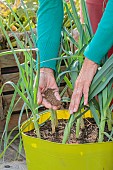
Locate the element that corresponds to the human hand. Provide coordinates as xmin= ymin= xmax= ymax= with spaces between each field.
xmin=37 ymin=68 xmax=61 ymax=110
xmin=69 ymin=58 xmax=98 ymax=114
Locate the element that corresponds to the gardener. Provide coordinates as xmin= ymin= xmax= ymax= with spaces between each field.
xmin=37 ymin=0 xmax=113 ymax=113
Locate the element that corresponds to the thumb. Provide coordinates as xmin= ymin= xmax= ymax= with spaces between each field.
xmin=54 ymin=91 xmax=61 ymax=101
xmin=37 ymin=88 xmax=42 ymax=105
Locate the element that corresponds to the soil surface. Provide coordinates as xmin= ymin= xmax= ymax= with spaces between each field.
xmin=26 ymin=89 xmax=111 ymax=144
xmin=26 ymin=118 xmax=110 ymax=144
xmin=43 ymin=88 xmax=62 ymax=108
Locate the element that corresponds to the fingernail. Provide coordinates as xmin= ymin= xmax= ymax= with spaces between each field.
xmin=74 ymin=108 xmax=77 ymax=112
xmin=69 ymin=110 xmax=73 ymax=114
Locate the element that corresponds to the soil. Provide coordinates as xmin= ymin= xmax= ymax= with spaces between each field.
xmin=26 ymin=88 xmax=110 ymax=144
xmin=26 ymin=118 xmax=110 ymax=144
xmin=43 ymin=88 xmax=62 ymax=108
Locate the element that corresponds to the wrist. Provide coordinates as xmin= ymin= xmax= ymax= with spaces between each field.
xmin=84 ymin=58 xmax=98 ymax=66
xmin=82 ymin=58 xmax=98 ymax=75
xmin=40 ymin=67 xmax=54 ymax=74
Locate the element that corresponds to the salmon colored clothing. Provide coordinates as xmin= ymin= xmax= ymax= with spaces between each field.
xmin=86 ymin=0 xmax=113 ymax=57
xmin=86 ymin=0 xmax=107 ymax=33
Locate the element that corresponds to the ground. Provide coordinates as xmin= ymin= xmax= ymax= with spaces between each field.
xmin=0 ymin=132 xmax=27 ymax=170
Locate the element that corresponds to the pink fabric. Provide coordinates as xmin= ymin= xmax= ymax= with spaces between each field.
xmin=86 ymin=0 xmax=113 ymax=104
xmin=86 ymin=0 xmax=107 ymax=33
xmin=86 ymin=0 xmax=113 ymax=57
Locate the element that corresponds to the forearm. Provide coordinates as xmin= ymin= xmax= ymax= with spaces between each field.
xmin=84 ymin=0 xmax=113 ymax=64
xmin=37 ymin=0 xmax=64 ymax=71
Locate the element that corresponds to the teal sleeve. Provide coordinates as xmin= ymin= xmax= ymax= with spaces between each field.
xmin=37 ymin=0 xmax=64 ymax=71
xmin=84 ymin=0 xmax=113 ymax=64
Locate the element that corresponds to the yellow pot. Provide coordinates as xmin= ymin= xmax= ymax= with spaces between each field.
xmin=22 ymin=110 xmax=113 ymax=170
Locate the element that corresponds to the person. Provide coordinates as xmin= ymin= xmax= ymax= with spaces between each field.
xmin=37 ymin=0 xmax=113 ymax=114
xmin=83 ymin=0 xmax=113 ymax=57
xmin=84 ymin=0 xmax=107 ymax=34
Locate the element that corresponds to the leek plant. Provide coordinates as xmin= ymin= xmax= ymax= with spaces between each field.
xmin=0 ymin=0 xmax=69 ymax=157
xmin=50 ymin=109 xmax=58 ymax=134
xmin=0 ymin=1 xmax=41 ymax=157
xmin=57 ymin=0 xmax=93 ymax=98
xmin=59 ymin=0 xmax=93 ymax=142
xmin=61 ymin=0 xmax=113 ymax=144
xmin=63 ymin=55 xmax=113 ymax=143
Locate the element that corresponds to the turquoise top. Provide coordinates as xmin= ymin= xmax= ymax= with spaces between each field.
xmin=84 ymin=0 xmax=113 ymax=64
xmin=37 ymin=0 xmax=113 ymax=70
xmin=37 ymin=0 xmax=63 ymax=70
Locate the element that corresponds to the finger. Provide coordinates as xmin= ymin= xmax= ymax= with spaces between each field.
xmin=69 ymin=84 xmax=83 ymax=114
xmin=54 ymin=91 xmax=61 ymax=101
xmin=37 ymin=88 xmax=42 ymax=105
xmin=73 ymin=88 xmax=83 ymax=112
xmin=83 ymin=83 xmax=90 ymax=105
xmin=69 ymin=97 xmax=75 ymax=114
xmin=42 ymin=98 xmax=52 ymax=109
xmin=52 ymin=105 xmax=59 ymax=110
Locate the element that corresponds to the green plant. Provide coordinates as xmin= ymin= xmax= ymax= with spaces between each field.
xmin=61 ymin=0 xmax=113 ymax=144
xmin=0 ymin=0 xmax=113 ymax=161
xmin=0 ymin=0 xmax=37 ymax=30
xmin=0 ymin=0 xmax=40 ymax=157
xmin=0 ymin=0 xmax=37 ymax=50
xmin=62 ymin=55 xmax=113 ymax=143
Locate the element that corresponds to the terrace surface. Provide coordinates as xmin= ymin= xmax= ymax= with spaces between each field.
xmin=0 ymin=132 xmax=27 ymax=170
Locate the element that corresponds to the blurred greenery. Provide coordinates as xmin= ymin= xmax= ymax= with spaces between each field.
xmin=0 ymin=0 xmax=38 ymax=33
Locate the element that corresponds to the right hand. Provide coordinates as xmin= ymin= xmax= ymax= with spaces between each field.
xmin=37 ymin=68 xmax=61 ymax=110
xmin=69 ymin=58 xmax=98 ymax=114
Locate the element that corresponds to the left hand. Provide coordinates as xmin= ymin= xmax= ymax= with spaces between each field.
xmin=37 ymin=68 xmax=61 ymax=110
xmin=69 ymin=58 xmax=98 ymax=114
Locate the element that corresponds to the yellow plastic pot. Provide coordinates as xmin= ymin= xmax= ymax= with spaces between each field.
xmin=22 ymin=110 xmax=113 ymax=170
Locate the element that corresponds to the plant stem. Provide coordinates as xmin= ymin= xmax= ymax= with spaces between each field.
xmin=98 ymin=117 xmax=106 ymax=142
xmin=50 ymin=109 xmax=58 ymax=134
xmin=76 ymin=117 xmax=81 ymax=139
xmin=81 ymin=117 xmax=85 ymax=129
xmin=32 ymin=113 xmax=40 ymax=138
xmin=32 ymin=107 xmax=40 ymax=138
xmin=62 ymin=114 xmax=75 ymax=144
xmin=76 ymin=113 xmax=85 ymax=139
xmin=107 ymin=108 xmax=112 ymax=131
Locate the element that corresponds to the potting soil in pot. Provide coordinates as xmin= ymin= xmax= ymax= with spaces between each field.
xmin=25 ymin=88 xmax=111 ymax=144
xmin=25 ymin=118 xmax=110 ymax=144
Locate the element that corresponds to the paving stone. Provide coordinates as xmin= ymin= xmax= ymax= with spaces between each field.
xmin=0 ymin=161 xmax=27 ymax=170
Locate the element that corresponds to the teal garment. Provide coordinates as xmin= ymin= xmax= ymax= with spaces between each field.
xmin=37 ymin=0 xmax=113 ymax=71
xmin=84 ymin=0 xmax=113 ymax=64
xmin=37 ymin=0 xmax=63 ymax=71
